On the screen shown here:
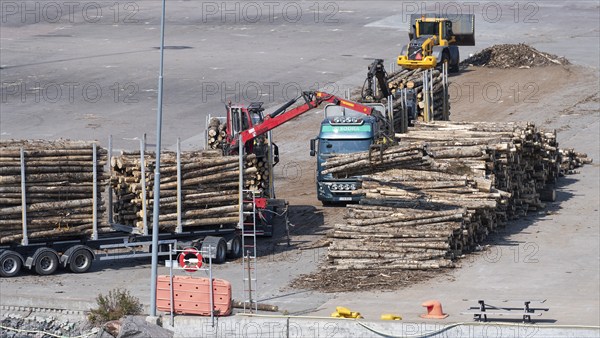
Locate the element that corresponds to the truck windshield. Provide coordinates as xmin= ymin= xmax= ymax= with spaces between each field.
xmin=418 ymin=21 xmax=438 ymax=36
xmin=320 ymin=139 xmax=372 ymax=155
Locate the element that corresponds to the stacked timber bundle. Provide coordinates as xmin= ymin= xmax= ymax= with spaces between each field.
xmin=244 ymin=149 xmax=271 ymax=195
xmin=329 ymin=203 xmax=464 ymax=270
xmin=322 ymin=121 xmax=591 ymax=271
xmin=206 ymin=117 xmax=271 ymax=193
xmin=111 ymin=150 xmax=256 ymax=232
xmin=206 ymin=117 xmax=227 ymax=150
xmin=559 ymin=148 xmax=592 ymax=174
xmin=0 ymin=139 xmax=108 ymax=244
xmin=354 ymin=68 xmax=449 ymax=123
xmin=320 ymin=142 xmax=435 ymax=177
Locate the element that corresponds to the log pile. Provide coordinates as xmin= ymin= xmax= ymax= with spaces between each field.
xmin=0 ymin=140 xmax=108 ymax=244
xmin=460 ymin=43 xmax=570 ymax=68
xmin=559 ymin=148 xmax=592 ymax=174
xmin=323 ymin=121 xmax=591 ymax=271
xmin=110 ymin=150 xmax=256 ymax=232
xmin=206 ymin=117 xmax=271 ymax=194
xmin=206 ymin=117 xmax=227 ymax=150
xmin=244 ymin=147 xmax=272 ymax=196
xmin=354 ymin=68 xmax=449 ymax=123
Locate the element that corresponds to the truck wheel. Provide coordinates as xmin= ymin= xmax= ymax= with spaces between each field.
xmin=214 ymin=238 xmax=227 ymax=264
xmin=34 ymin=249 xmax=59 ymax=275
xmin=0 ymin=251 xmax=22 ymax=277
xmin=69 ymin=249 xmax=93 ymax=273
xmin=227 ymin=235 xmax=242 ymax=259
xmin=201 ymin=236 xmax=228 ymax=264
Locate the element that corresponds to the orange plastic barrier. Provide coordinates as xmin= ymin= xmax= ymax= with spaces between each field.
xmin=156 ymin=275 xmax=232 ymax=316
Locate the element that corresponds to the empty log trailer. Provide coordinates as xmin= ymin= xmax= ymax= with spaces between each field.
xmin=0 ymin=140 xmax=244 ymax=277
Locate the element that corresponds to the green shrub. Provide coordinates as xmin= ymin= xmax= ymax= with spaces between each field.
xmin=88 ymin=288 xmax=143 ymax=325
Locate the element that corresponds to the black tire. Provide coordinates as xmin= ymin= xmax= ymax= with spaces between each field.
xmin=227 ymin=235 xmax=242 ymax=259
xmin=34 ymin=249 xmax=59 ymax=275
xmin=0 ymin=251 xmax=22 ymax=278
xmin=437 ymin=52 xmax=450 ymax=72
xmin=450 ymin=61 xmax=460 ymax=73
xmin=69 ymin=249 xmax=93 ymax=273
xmin=213 ymin=238 xmax=228 ymax=264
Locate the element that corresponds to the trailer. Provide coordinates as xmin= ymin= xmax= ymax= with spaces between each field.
xmin=0 ymin=139 xmax=248 ymax=278
xmin=0 ymin=226 xmax=242 ymax=277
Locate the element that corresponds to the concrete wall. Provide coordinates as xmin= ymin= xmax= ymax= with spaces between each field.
xmin=166 ymin=314 xmax=600 ymax=338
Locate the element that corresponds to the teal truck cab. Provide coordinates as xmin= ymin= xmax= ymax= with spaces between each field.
xmin=310 ymin=103 xmax=387 ymax=204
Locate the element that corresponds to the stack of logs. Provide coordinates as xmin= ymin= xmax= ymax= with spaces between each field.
xmin=110 ymin=150 xmax=257 ymax=232
xmin=206 ymin=117 xmax=272 ymax=195
xmin=355 ymin=68 xmax=449 ymax=124
xmin=0 ymin=140 xmax=109 ymax=244
xmin=206 ymin=117 xmax=227 ymax=150
xmin=245 ymin=151 xmax=272 ymax=196
xmin=322 ymin=121 xmax=591 ymax=271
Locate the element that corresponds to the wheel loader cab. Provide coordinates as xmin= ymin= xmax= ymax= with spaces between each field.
xmin=416 ymin=19 xmax=453 ymax=46
xmin=417 ymin=20 xmax=439 ymax=36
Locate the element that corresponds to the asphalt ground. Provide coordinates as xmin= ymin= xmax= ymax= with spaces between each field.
xmin=1 ymin=0 xmax=599 ymax=328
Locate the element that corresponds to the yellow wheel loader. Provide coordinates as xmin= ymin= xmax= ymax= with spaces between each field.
xmin=398 ymin=14 xmax=475 ymax=73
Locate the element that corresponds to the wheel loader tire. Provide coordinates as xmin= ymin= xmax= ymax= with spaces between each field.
xmin=450 ymin=61 xmax=460 ymax=73
xmin=437 ymin=52 xmax=450 ymax=72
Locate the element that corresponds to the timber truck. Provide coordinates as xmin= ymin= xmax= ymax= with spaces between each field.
xmin=397 ymin=14 xmax=475 ymax=72
xmin=208 ymin=91 xmax=391 ymax=221
xmin=310 ymin=103 xmax=395 ymax=204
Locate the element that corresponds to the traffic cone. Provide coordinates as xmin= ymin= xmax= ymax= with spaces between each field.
xmin=420 ymin=300 xmax=448 ymax=319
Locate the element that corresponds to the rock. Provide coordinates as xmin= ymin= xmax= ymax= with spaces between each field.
xmin=96 ymin=327 xmax=118 ymax=338
xmin=103 ymin=320 xmax=122 ymax=337
xmin=117 ymin=316 xmax=173 ymax=338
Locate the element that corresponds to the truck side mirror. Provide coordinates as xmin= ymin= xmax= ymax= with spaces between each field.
xmin=310 ymin=138 xmax=317 ymax=156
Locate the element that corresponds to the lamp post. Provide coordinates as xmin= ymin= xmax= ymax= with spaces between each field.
xmin=150 ymin=0 xmax=167 ymax=317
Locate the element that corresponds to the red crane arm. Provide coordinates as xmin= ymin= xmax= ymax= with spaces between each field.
xmin=239 ymin=91 xmax=374 ymax=145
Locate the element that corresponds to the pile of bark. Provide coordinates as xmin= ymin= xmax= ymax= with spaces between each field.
xmin=354 ymin=68 xmax=449 ymax=123
xmin=323 ymin=121 xmax=591 ymax=271
xmin=110 ymin=150 xmax=256 ymax=232
xmin=0 ymin=140 xmax=108 ymax=244
xmin=460 ymin=43 xmax=570 ymax=68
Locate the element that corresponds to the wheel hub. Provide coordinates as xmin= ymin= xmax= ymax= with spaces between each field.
xmin=3 ymin=259 xmax=16 ymax=273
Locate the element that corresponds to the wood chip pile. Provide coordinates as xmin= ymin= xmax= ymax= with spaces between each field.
xmin=0 ymin=140 xmax=108 ymax=244
xmin=323 ymin=121 xmax=591 ymax=271
xmin=110 ymin=150 xmax=256 ymax=232
xmin=460 ymin=43 xmax=570 ymax=68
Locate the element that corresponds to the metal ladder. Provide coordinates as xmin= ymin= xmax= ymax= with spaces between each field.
xmin=241 ymin=189 xmax=258 ymax=313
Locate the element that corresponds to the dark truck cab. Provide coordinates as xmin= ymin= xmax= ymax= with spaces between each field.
xmin=310 ymin=103 xmax=386 ymax=204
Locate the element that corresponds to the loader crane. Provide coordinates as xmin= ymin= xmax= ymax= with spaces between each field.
xmin=224 ymin=91 xmax=378 ymax=151
xmin=209 ymin=91 xmax=392 ymax=231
